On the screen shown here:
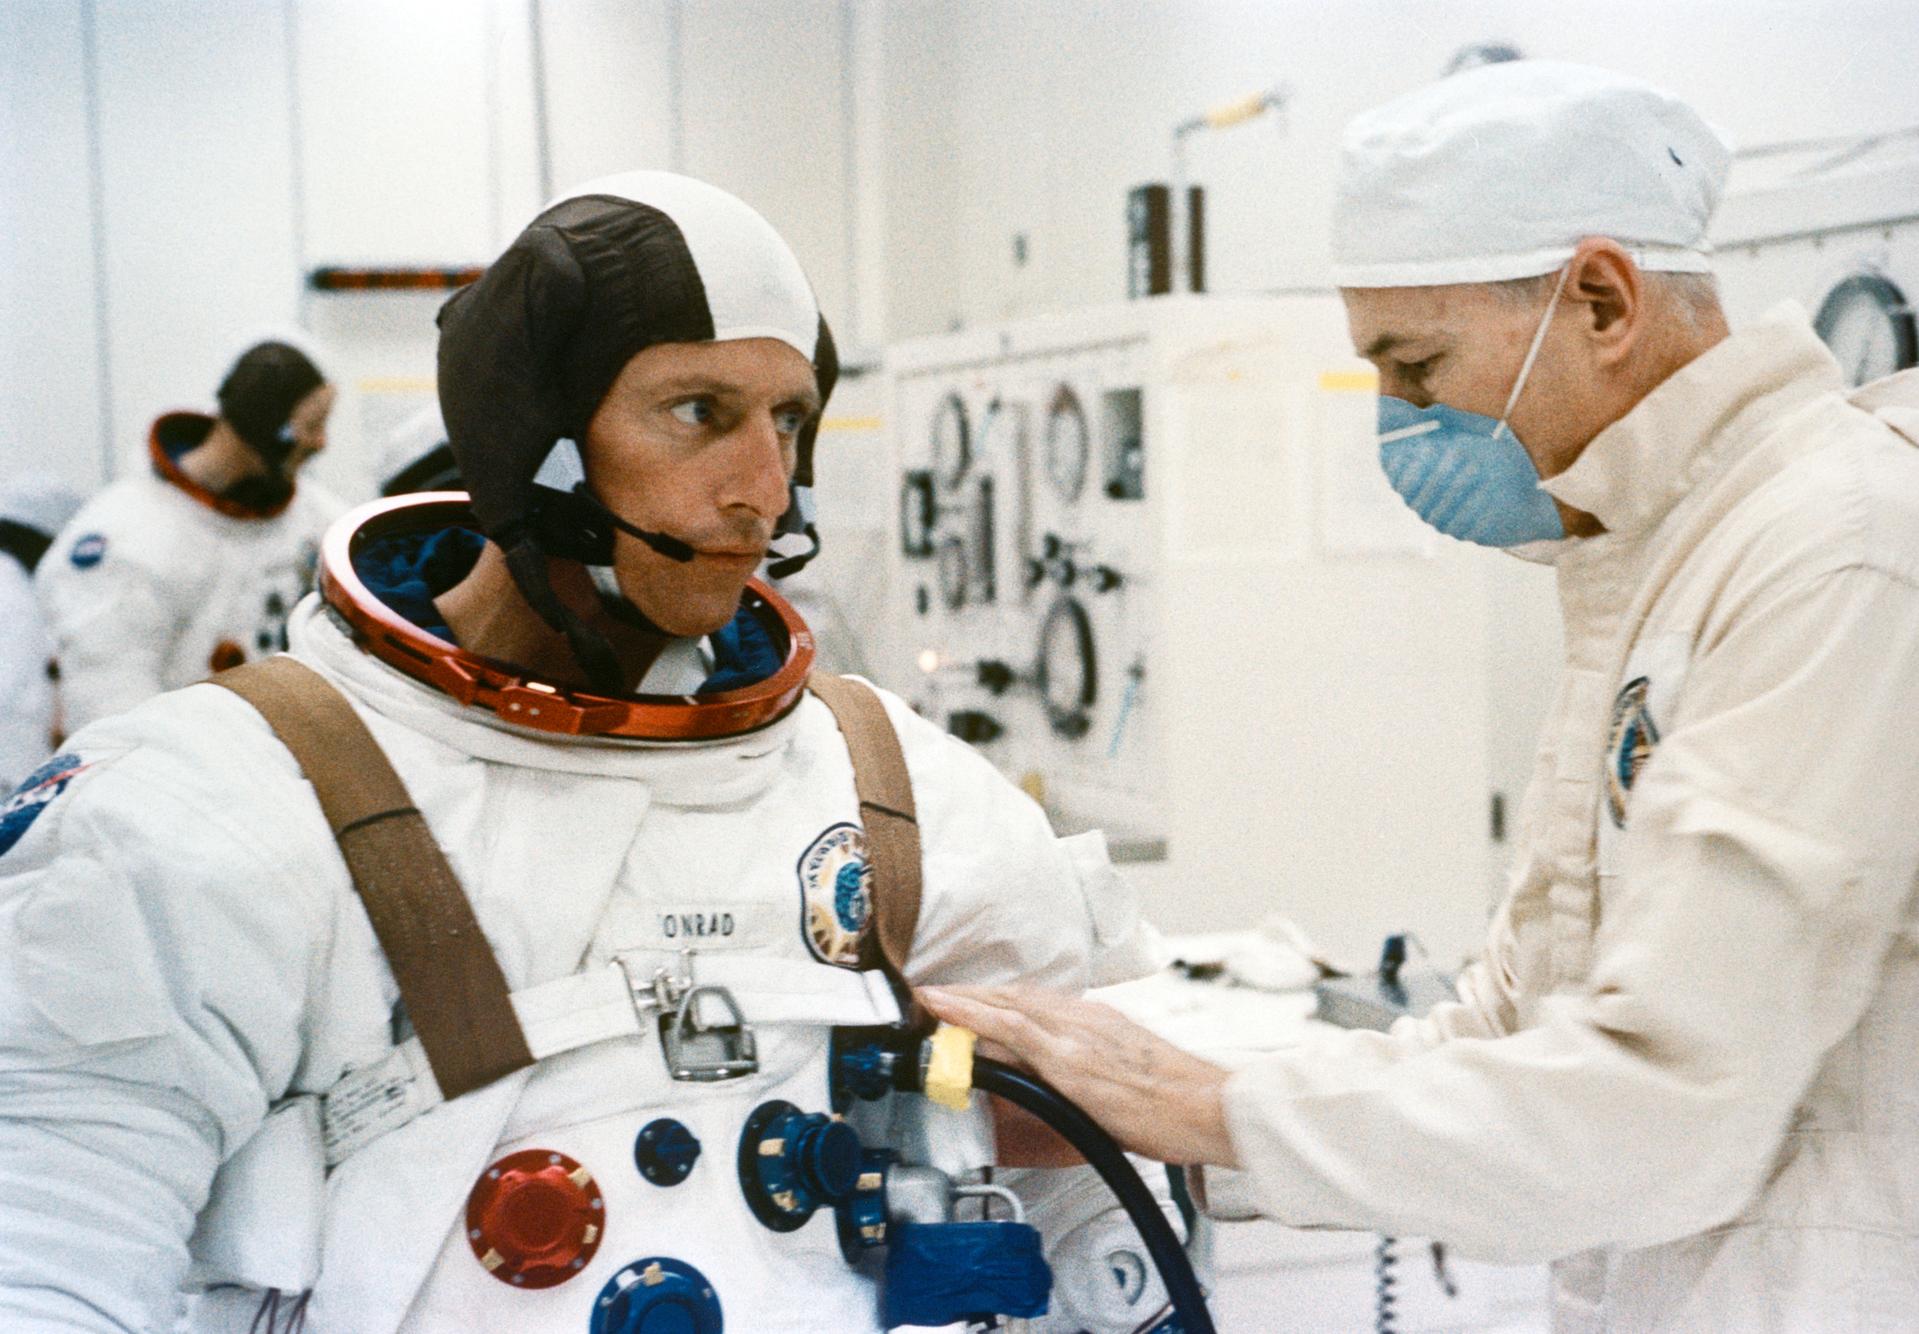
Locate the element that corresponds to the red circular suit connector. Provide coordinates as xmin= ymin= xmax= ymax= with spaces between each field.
xmin=465 ymin=1148 xmax=606 ymax=1289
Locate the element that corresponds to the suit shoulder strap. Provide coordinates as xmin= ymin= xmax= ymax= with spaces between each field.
xmin=805 ymin=671 xmax=923 ymax=993
xmin=211 ymin=655 xmax=533 ymax=1099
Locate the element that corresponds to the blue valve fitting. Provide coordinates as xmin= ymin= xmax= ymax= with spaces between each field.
xmin=738 ymin=1100 xmax=864 ymax=1232
xmin=835 ymin=1148 xmax=894 ymax=1262
xmin=634 ymin=1119 xmax=702 ymax=1187
xmin=588 ymin=1256 xmax=724 ymax=1334
xmin=832 ymin=1042 xmax=899 ymax=1108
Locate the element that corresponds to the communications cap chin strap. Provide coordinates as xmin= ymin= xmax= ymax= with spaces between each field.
xmin=211 ymin=656 xmax=925 ymax=1112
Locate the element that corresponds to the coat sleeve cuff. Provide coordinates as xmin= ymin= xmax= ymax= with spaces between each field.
xmin=1184 ymin=1063 xmax=1279 ymax=1221
xmin=1186 ymin=1162 xmax=1266 ymax=1221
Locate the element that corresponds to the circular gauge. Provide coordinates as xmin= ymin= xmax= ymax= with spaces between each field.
xmin=1813 ymin=272 xmax=1917 ymax=388
xmin=931 ymin=393 xmax=971 ymax=487
xmin=1036 ymin=595 xmax=1096 ymax=739
xmin=936 ymin=535 xmax=970 ymax=611
xmin=1045 ymin=386 xmax=1091 ymax=503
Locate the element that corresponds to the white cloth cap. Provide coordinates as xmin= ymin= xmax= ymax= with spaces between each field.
xmin=0 ymin=472 xmax=83 ymax=539
xmin=1331 ymin=60 xmax=1733 ymax=288
xmin=554 ymin=170 xmax=820 ymax=360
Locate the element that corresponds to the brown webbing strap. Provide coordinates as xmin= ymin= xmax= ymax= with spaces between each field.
xmin=210 ymin=656 xmax=533 ymax=1099
xmin=806 ymin=671 xmax=924 ymax=994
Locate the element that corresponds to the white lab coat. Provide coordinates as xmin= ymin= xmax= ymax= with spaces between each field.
xmin=0 ymin=556 xmax=56 ymax=792
xmin=1198 ymin=308 xmax=1919 ymax=1331
xmin=35 ymin=424 xmax=341 ymax=732
xmin=0 ymin=578 xmax=1166 ymax=1332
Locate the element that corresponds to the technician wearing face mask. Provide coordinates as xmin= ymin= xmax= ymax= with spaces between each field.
xmin=37 ymin=340 xmax=343 ymax=731
xmin=925 ymin=60 xmax=1919 ymax=1330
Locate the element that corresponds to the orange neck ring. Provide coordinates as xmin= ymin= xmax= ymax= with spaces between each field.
xmin=148 ymin=411 xmax=296 ymax=520
xmin=319 ymin=494 xmax=816 ymax=741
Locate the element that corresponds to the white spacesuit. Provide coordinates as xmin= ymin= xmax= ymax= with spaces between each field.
xmin=37 ymin=363 xmax=343 ymax=732
xmin=375 ymin=402 xmax=459 ymax=497
xmin=0 ymin=173 xmax=1180 ymax=1334
xmin=0 ymin=474 xmax=83 ymax=789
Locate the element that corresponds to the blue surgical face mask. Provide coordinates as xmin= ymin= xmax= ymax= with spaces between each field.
xmin=1376 ymin=265 xmax=1570 ymax=548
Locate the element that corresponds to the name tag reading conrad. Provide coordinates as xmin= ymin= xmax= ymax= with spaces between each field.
xmin=652 ymin=902 xmax=778 ymax=950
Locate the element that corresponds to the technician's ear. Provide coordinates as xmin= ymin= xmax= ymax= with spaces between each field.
xmin=1566 ymin=237 xmax=1643 ymax=359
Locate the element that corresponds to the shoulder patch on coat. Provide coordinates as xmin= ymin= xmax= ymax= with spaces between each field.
xmin=1606 ymin=676 xmax=1660 ymax=829
xmin=69 ymin=534 xmax=107 ymax=569
xmin=0 ymin=753 xmax=95 ymax=857
xmin=796 ymin=821 xmax=872 ymax=968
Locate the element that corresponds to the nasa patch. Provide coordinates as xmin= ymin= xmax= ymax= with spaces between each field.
xmin=1606 ymin=676 xmax=1660 ymax=829
xmin=795 ymin=822 xmax=872 ymax=968
xmin=69 ymin=534 xmax=107 ymax=569
xmin=0 ymin=753 xmax=93 ymax=857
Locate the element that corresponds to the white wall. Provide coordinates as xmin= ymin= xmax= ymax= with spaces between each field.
xmin=14 ymin=0 xmax=1910 ymax=489
xmin=0 ymin=0 xmax=869 ymax=501
xmin=881 ymin=0 xmax=1919 ymax=336
xmin=94 ymin=0 xmax=305 ymax=480
xmin=0 ymin=0 xmax=105 ymax=494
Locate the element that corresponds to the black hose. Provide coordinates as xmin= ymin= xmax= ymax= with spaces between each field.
xmin=971 ymin=1056 xmax=1217 ymax=1334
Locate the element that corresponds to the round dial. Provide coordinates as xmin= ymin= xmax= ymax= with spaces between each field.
xmin=1813 ymin=272 xmax=1917 ymax=388
xmin=1037 ymin=595 xmax=1097 ymax=740
xmin=1045 ymin=386 xmax=1091 ymax=503
xmin=931 ymin=393 xmax=971 ymax=487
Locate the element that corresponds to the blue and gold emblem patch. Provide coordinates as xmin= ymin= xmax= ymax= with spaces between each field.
xmin=69 ymin=534 xmax=107 ymax=569
xmin=0 ymin=753 xmax=93 ymax=857
xmin=1606 ymin=676 xmax=1659 ymax=829
xmin=796 ymin=822 xmax=872 ymax=968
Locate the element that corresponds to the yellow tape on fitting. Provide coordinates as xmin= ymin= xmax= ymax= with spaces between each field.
xmin=924 ymin=1024 xmax=977 ymax=1111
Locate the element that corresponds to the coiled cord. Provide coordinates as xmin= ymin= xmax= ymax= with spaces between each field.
xmin=1375 ymin=1234 xmax=1399 ymax=1334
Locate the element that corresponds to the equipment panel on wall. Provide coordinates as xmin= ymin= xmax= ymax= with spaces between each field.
xmin=879 ymin=297 xmax=1506 ymax=967
xmin=892 ymin=334 xmax=1161 ymax=853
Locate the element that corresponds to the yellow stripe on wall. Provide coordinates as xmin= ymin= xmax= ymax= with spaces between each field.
xmin=1317 ymin=370 xmax=1379 ymax=393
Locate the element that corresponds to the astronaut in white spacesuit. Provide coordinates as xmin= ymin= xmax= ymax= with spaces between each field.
xmin=0 ymin=473 xmax=83 ymax=790
xmin=0 ymin=173 xmax=1174 ymax=1334
xmin=375 ymin=402 xmax=459 ymax=498
xmin=36 ymin=339 xmax=343 ymax=732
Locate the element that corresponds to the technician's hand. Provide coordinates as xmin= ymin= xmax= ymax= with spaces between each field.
xmin=918 ymin=984 xmax=1240 ymax=1168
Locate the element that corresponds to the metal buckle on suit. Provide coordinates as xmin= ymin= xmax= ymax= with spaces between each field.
xmin=617 ymin=949 xmax=760 ymax=1082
